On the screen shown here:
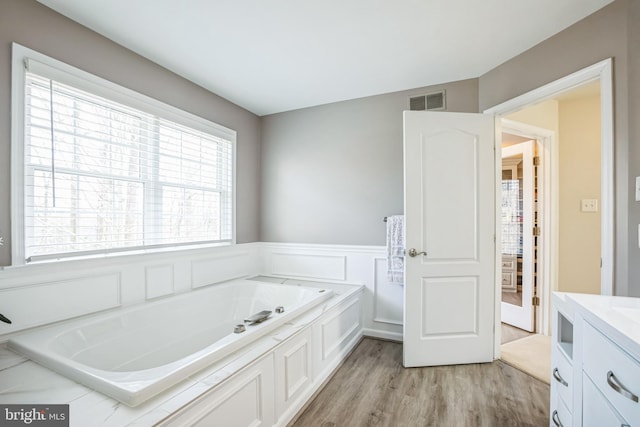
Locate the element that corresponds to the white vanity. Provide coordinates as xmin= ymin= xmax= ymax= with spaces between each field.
xmin=551 ymin=292 xmax=640 ymax=427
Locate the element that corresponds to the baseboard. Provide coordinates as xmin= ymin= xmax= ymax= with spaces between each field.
xmin=363 ymin=328 xmax=403 ymax=342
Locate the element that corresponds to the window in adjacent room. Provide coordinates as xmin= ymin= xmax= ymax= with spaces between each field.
xmin=12 ymin=44 xmax=235 ymax=263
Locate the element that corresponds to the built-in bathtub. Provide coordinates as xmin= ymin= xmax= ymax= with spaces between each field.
xmin=8 ymin=278 xmax=333 ymax=407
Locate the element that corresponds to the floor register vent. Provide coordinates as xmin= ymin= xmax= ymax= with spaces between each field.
xmin=409 ymin=90 xmax=446 ymax=111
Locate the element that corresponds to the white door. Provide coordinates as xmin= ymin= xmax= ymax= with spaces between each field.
xmin=500 ymin=141 xmax=536 ymax=332
xmin=403 ymin=111 xmax=495 ymax=367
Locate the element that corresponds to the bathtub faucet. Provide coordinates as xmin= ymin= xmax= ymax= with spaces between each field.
xmin=0 ymin=313 xmax=11 ymax=324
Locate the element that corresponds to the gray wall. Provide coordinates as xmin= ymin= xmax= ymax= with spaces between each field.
xmin=480 ymin=0 xmax=639 ymax=296
xmin=260 ymin=79 xmax=478 ymax=246
xmin=628 ymin=0 xmax=640 ymax=297
xmin=0 ymin=0 xmax=262 ymax=265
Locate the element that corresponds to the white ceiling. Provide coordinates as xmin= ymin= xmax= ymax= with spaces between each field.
xmin=37 ymin=0 xmax=613 ymax=116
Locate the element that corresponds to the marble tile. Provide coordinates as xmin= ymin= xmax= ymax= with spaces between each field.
xmin=0 ymin=361 xmax=91 ymax=404
xmin=0 ymin=346 xmax=26 ymax=371
xmin=156 ymin=381 xmax=211 ymax=415
xmin=126 ymin=408 xmax=172 ymax=426
xmin=68 ymin=375 xmax=204 ymax=427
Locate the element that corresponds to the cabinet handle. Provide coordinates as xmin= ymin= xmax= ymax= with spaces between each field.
xmin=551 ymin=410 xmax=563 ymax=427
xmin=552 ymin=368 xmax=568 ymax=387
xmin=606 ymin=371 xmax=639 ymax=403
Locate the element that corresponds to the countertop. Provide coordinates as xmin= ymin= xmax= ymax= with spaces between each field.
xmin=553 ymin=291 xmax=640 ymax=362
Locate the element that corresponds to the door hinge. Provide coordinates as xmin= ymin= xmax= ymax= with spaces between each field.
xmin=533 ymin=226 xmax=541 ymax=236
xmin=532 ymin=296 xmax=540 ymax=306
xmin=533 ymin=156 xmax=540 ymax=166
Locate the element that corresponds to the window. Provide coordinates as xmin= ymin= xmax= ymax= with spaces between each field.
xmin=12 ymin=45 xmax=235 ymax=263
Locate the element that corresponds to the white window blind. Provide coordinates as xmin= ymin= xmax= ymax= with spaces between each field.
xmin=23 ymin=69 xmax=233 ymax=262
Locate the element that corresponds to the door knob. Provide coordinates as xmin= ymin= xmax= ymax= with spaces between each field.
xmin=407 ymin=248 xmax=427 ymax=257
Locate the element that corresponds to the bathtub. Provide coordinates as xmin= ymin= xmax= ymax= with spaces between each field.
xmin=8 ymin=278 xmax=333 ymax=407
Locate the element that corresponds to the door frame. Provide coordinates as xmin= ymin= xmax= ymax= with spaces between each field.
xmin=485 ymin=58 xmax=614 ymax=358
xmin=501 ymin=120 xmax=555 ymax=336
xmin=500 ymin=139 xmax=536 ymax=332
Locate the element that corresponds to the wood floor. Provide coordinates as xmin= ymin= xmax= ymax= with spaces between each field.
xmin=290 ymin=338 xmax=549 ymax=427
xmin=501 ymin=290 xmax=523 ymax=306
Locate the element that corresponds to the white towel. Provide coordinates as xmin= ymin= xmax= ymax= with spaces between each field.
xmin=386 ymin=215 xmax=405 ymax=284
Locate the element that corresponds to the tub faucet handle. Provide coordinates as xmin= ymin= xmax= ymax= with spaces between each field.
xmin=0 ymin=313 xmax=11 ymax=324
xmin=275 ymin=306 xmax=284 ymax=314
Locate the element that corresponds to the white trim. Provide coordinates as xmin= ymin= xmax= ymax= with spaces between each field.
xmin=10 ymin=44 xmax=27 ymax=265
xmin=362 ymin=328 xmax=403 ymax=342
xmin=501 ymin=119 xmax=556 ymax=337
xmin=485 ymin=58 xmax=614 ymax=297
xmin=486 ymin=58 xmax=614 ymax=360
xmin=10 ymin=43 xmax=238 ymax=264
xmin=259 ymin=242 xmax=387 ymax=255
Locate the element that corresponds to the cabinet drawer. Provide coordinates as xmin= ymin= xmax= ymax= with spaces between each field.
xmin=583 ymin=322 xmax=640 ymax=426
xmin=551 ymin=346 xmax=573 ymax=408
xmin=583 ymin=373 xmax=629 ymax=427
xmin=501 ymin=260 xmax=516 ymax=270
xmin=550 ymin=394 xmax=572 ymax=427
xmin=501 ymin=272 xmax=514 ymax=287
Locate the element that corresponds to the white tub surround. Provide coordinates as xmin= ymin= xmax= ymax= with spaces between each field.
xmin=0 ymin=243 xmax=262 ymax=338
xmin=8 ymin=279 xmax=332 ymax=407
xmin=551 ymin=292 xmax=640 ymax=427
xmin=0 ymin=242 xmax=402 ymax=343
xmin=259 ymin=243 xmax=403 ymax=341
xmin=0 ymin=278 xmax=364 ymax=427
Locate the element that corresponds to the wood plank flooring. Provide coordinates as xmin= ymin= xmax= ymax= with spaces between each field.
xmin=290 ymin=338 xmax=549 ymax=427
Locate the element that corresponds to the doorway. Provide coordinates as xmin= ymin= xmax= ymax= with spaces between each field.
xmin=500 ymin=139 xmax=536 ymax=332
xmin=486 ymin=59 xmax=613 ymax=353
xmin=485 ymin=60 xmax=613 ymax=368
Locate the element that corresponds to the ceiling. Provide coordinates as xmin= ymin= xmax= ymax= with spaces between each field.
xmin=37 ymin=0 xmax=614 ymax=116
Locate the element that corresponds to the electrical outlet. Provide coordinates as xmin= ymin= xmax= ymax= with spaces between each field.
xmin=581 ymin=199 xmax=598 ymax=213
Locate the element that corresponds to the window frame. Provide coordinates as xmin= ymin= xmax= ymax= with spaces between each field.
xmin=11 ymin=43 xmax=236 ymax=265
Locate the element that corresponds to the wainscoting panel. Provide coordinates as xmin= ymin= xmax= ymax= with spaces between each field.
xmin=373 ymin=258 xmax=404 ymax=326
xmin=0 ymin=273 xmax=121 ymax=332
xmin=190 ymin=251 xmax=251 ymax=289
xmin=0 ymin=243 xmax=261 ymax=340
xmin=260 ymin=243 xmax=404 ymax=342
xmin=321 ymin=298 xmax=361 ymax=362
xmin=145 ymin=264 xmax=175 ymax=300
xmin=0 ymin=243 xmax=402 ymax=343
xmin=270 ymin=253 xmax=346 ymax=281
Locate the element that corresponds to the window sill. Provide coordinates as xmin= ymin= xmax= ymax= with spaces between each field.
xmin=1 ymin=241 xmax=237 ymax=276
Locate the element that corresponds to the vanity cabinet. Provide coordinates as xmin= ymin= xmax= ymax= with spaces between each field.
xmin=582 ymin=322 xmax=637 ymax=426
xmin=550 ymin=297 xmax=574 ymax=427
xmin=551 ymin=293 xmax=640 ymax=427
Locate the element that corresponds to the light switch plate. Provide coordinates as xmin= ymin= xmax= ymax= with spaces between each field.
xmin=636 ymin=176 xmax=640 ymax=201
xmin=581 ymin=199 xmax=598 ymax=213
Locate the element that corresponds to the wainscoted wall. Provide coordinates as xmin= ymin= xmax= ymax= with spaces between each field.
xmin=0 ymin=244 xmax=262 ymax=339
xmin=0 ymin=242 xmax=403 ymax=342
xmin=260 ymin=243 xmax=403 ymax=341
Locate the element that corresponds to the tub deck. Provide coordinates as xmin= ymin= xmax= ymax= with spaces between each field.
xmin=8 ymin=278 xmax=333 ymax=407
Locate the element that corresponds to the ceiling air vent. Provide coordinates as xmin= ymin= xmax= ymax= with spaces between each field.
xmin=409 ymin=90 xmax=446 ymax=111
